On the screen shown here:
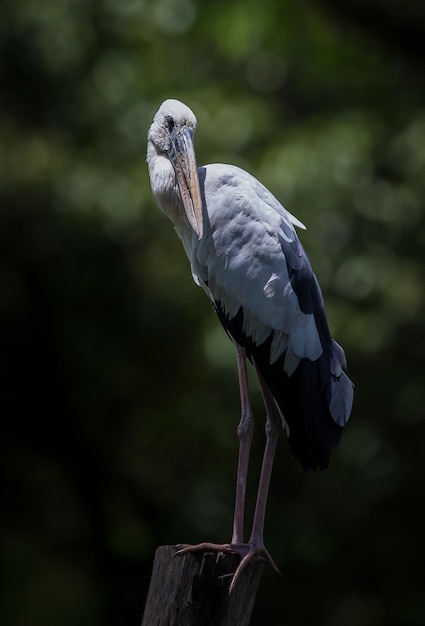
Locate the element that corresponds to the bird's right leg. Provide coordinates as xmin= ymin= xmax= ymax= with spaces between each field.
xmin=175 ymin=345 xmax=254 ymax=558
xmin=231 ymin=344 xmax=254 ymax=544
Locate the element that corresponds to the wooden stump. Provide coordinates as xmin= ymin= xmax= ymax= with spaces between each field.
xmin=141 ymin=545 xmax=264 ymax=626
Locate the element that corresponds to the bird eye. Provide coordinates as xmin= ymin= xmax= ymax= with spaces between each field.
xmin=166 ymin=115 xmax=175 ymax=132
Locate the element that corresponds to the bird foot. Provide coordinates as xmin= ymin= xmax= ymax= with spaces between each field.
xmin=175 ymin=541 xmax=280 ymax=593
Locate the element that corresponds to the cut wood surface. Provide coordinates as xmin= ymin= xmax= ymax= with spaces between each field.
xmin=141 ymin=545 xmax=264 ymax=626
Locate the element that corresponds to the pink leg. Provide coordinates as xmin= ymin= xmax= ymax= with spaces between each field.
xmin=222 ymin=364 xmax=281 ymax=591
xmin=231 ymin=344 xmax=254 ymax=544
xmin=242 ymin=365 xmax=281 ymax=557
xmin=177 ymin=354 xmax=281 ymax=593
xmin=249 ymin=364 xmax=281 ymax=547
xmin=176 ymin=345 xmax=253 ymax=552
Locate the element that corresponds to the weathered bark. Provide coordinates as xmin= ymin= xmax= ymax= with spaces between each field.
xmin=141 ymin=545 xmax=263 ymax=626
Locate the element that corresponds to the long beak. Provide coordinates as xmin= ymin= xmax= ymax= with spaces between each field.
xmin=171 ymin=127 xmax=203 ymax=239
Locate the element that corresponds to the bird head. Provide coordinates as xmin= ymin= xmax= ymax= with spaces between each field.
xmin=148 ymin=99 xmax=203 ymax=239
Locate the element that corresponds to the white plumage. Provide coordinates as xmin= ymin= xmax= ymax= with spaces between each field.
xmin=147 ymin=98 xmax=353 ymax=588
xmin=190 ymin=163 xmax=322 ymax=375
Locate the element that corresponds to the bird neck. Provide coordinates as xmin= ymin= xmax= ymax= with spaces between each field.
xmin=147 ymin=140 xmax=184 ymax=229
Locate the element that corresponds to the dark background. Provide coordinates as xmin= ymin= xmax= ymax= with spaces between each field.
xmin=1 ymin=1 xmax=425 ymax=624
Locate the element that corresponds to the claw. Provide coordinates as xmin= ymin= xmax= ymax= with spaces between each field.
xmin=229 ymin=543 xmax=280 ymax=593
xmin=175 ymin=542 xmax=242 ymax=558
xmin=174 ymin=541 xmax=279 ymax=593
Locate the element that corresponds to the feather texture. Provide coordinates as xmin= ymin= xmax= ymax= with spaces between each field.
xmin=148 ymin=102 xmax=353 ymax=471
xmin=184 ymin=163 xmax=353 ymax=470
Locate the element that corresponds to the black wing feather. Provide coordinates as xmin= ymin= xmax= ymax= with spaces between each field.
xmin=213 ymin=290 xmax=353 ymax=472
xmin=204 ymin=219 xmax=353 ymax=471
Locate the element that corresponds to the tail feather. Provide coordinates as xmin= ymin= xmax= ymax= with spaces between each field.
xmin=214 ymin=303 xmax=353 ymax=471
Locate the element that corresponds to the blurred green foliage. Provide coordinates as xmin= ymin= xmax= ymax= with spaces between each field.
xmin=1 ymin=0 xmax=425 ymax=625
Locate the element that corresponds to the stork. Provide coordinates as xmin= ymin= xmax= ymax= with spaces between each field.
xmin=147 ymin=99 xmax=353 ymax=590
